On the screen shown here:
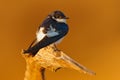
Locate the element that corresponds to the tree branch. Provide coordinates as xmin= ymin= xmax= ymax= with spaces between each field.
xmin=22 ymin=45 xmax=95 ymax=80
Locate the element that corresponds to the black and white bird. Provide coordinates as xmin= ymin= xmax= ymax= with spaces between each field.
xmin=23 ymin=10 xmax=69 ymax=56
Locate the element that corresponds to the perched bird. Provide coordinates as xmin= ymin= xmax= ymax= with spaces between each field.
xmin=23 ymin=10 xmax=69 ymax=56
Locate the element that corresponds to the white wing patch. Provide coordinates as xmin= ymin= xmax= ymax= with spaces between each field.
xmin=36 ymin=25 xmax=59 ymax=42
xmin=36 ymin=27 xmax=46 ymax=42
xmin=46 ymin=25 xmax=59 ymax=37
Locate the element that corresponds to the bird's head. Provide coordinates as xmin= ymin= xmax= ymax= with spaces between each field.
xmin=49 ymin=10 xmax=69 ymax=23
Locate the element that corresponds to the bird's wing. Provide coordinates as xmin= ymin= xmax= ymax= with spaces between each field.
xmin=36 ymin=27 xmax=47 ymax=42
xmin=36 ymin=25 xmax=59 ymax=42
xmin=24 ymin=24 xmax=60 ymax=54
xmin=24 ymin=23 xmax=68 ymax=56
xmin=46 ymin=25 xmax=59 ymax=37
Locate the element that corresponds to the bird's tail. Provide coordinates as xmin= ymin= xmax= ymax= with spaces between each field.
xmin=23 ymin=39 xmax=37 ymax=55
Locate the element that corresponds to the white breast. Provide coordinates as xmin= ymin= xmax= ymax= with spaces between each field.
xmin=55 ymin=19 xmax=66 ymax=23
xmin=55 ymin=37 xmax=64 ymax=44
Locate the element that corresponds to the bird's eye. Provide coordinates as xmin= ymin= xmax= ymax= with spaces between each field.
xmin=55 ymin=15 xmax=59 ymax=18
xmin=59 ymin=16 xmax=62 ymax=19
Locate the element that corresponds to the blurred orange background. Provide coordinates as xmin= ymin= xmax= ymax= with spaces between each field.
xmin=0 ymin=0 xmax=120 ymax=80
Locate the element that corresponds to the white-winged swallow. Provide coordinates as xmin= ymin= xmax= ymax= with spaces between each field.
xmin=23 ymin=10 xmax=69 ymax=56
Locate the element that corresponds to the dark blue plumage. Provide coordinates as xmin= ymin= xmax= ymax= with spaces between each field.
xmin=24 ymin=10 xmax=69 ymax=56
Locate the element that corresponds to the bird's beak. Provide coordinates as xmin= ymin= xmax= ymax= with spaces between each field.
xmin=64 ymin=17 xmax=69 ymax=19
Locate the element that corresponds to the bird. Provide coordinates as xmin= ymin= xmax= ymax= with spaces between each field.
xmin=23 ymin=10 xmax=69 ymax=56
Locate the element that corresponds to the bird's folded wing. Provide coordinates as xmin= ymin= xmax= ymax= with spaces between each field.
xmin=46 ymin=25 xmax=59 ymax=37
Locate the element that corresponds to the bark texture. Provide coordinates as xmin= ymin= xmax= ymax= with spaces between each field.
xmin=22 ymin=45 xmax=95 ymax=80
